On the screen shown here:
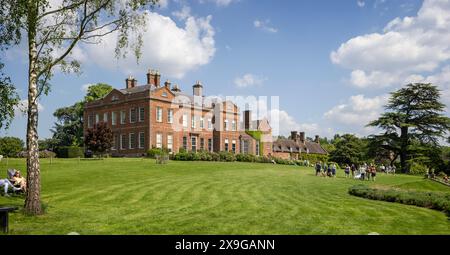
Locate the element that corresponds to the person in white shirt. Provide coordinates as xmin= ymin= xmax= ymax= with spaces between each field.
xmin=0 ymin=179 xmax=21 ymax=196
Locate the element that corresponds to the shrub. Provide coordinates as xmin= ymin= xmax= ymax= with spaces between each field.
xmin=409 ymin=161 xmax=429 ymax=176
xmin=256 ymin=156 xmax=272 ymax=164
xmin=147 ymin=148 xmax=168 ymax=159
xmin=236 ymin=153 xmax=257 ymax=163
xmin=218 ymin=151 xmax=236 ymax=162
xmin=56 ymin=146 xmax=84 ymax=158
xmin=349 ymin=185 xmax=450 ymax=215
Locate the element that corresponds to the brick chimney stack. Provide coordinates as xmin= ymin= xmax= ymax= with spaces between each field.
xmin=193 ymin=81 xmax=203 ymax=96
xmin=171 ymin=84 xmax=181 ymax=92
xmin=147 ymin=69 xmax=161 ymax=87
xmin=244 ymin=110 xmax=252 ymax=130
xmin=315 ymin=135 xmax=320 ymax=144
xmin=126 ymin=75 xmax=137 ymax=89
xmin=164 ymin=80 xmax=171 ymax=89
xmin=300 ymin=132 xmax=305 ymax=144
xmin=291 ymin=131 xmax=299 ymax=143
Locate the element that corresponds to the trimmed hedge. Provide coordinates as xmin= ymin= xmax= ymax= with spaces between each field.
xmin=56 ymin=146 xmax=84 ymax=158
xmin=172 ymin=151 xmax=296 ymax=165
xmin=349 ymin=185 xmax=450 ymax=216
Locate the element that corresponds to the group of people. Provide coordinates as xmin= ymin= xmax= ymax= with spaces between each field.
xmin=315 ymin=162 xmax=338 ymax=178
xmin=0 ymin=170 xmax=27 ymax=197
xmin=353 ymin=163 xmax=378 ymax=181
xmin=314 ymin=161 xmax=399 ymax=182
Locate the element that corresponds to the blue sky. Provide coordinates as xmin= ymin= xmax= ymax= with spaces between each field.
xmin=2 ymin=0 xmax=450 ymax=142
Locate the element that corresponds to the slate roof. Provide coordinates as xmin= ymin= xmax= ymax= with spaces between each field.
xmin=273 ymin=139 xmax=328 ymax=155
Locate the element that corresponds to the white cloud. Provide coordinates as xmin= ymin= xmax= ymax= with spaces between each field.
xmin=172 ymin=5 xmax=191 ymax=21
xmin=14 ymin=99 xmax=45 ymax=116
xmin=357 ymin=1 xmax=365 ymax=8
xmin=253 ymin=19 xmax=278 ymax=33
xmin=234 ymin=74 xmax=267 ymax=88
xmin=158 ymin=0 xmax=169 ymax=9
xmin=82 ymin=11 xmax=216 ymax=79
xmin=199 ymin=0 xmax=238 ymax=7
xmin=331 ymin=0 xmax=450 ymax=89
xmin=324 ymin=94 xmax=389 ymax=128
xmin=410 ymin=65 xmax=450 ymax=105
xmin=265 ymin=109 xmax=327 ymax=138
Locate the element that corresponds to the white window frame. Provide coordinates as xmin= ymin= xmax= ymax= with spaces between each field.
xmin=139 ymin=132 xmax=145 ymax=149
xmin=130 ymin=108 xmax=137 ymax=123
xmin=224 ymin=119 xmax=228 ymax=131
xmin=95 ymin=114 xmax=99 ymax=124
xmin=200 ymin=117 xmax=204 ymax=129
xmin=168 ymin=109 xmax=173 ymax=124
xmin=156 ymin=133 xmax=162 ymax=149
xmin=120 ymin=111 xmax=126 ymax=124
xmin=112 ymin=112 xmax=117 ymax=126
xmin=191 ymin=136 xmax=197 ymax=152
xmin=232 ymin=120 xmax=236 ymax=131
xmin=191 ymin=115 xmax=196 ymax=129
xmin=103 ymin=112 xmax=108 ymax=123
xmin=208 ymin=138 xmax=212 ymax=152
xmin=167 ymin=135 xmax=173 ymax=152
xmin=129 ymin=133 xmax=135 ymax=149
xmin=156 ymin=107 xmax=162 ymax=122
xmin=232 ymin=140 xmax=236 ymax=153
xmin=120 ymin=134 xmax=125 ymax=150
xmin=139 ymin=107 xmax=145 ymax=122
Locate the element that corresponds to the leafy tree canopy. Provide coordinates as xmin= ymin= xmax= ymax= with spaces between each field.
xmin=368 ymin=83 xmax=450 ymax=173
xmin=0 ymin=136 xmax=24 ymax=157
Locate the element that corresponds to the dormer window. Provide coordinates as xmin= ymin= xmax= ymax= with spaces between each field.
xmin=162 ymin=92 xmax=168 ymax=97
xmin=111 ymin=95 xmax=119 ymax=101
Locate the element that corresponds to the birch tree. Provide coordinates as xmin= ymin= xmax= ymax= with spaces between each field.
xmin=0 ymin=0 xmax=159 ymax=215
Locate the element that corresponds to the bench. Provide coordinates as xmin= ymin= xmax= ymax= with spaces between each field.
xmin=0 ymin=207 xmax=18 ymax=233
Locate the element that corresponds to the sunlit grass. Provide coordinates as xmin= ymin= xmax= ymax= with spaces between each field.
xmin=0 ymin=158 xmax=449 ymax=235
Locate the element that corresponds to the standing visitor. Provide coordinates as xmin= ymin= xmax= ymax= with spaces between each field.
xmin=331 ymin=163 xmax=337 ymax=178
xmin=371 ymin=165 xmax=377 ymax=181
xmin=360 ymin=165 xmax=366 ymax=181
xmin=344 ymin=165 xmax=350 ymax=178
xmin=380 ymin=164 xmax=385 ymax=174
xmin=392 ymin=165 xmax=396 ymax=175
xmin=351 ymin=164 xmax=356 ymax=178
xmin=315 ymin=162 xmax=322 ymax=176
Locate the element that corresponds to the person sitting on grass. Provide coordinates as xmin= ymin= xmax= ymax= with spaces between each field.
xmin=12 ymin=171 xmax=27 ymax=192
xmin=0 ymin=179 xmax=21 ymax=197
xmin=443 ymin=175 xmax=449 ymax=183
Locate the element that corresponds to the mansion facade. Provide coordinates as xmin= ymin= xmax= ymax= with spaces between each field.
xmin=83 ymin=69 xmax=272 ymax=157
xmin=83 ymin=69 xmax=328 ymax=158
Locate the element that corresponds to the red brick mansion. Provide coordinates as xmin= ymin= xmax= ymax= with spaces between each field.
xmin=83 ymin=69 xmax=327 ymax=158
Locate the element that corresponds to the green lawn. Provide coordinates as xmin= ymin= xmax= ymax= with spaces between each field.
xmin=1 ymin=158 xmax=449 ymax=235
